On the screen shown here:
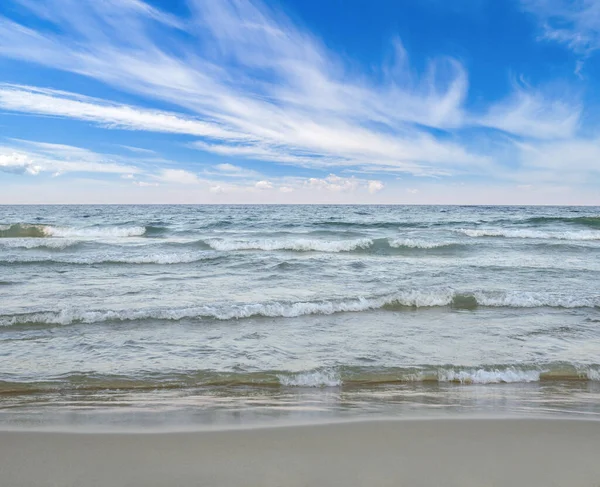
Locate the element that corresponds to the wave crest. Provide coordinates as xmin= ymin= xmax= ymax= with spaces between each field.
xmin=0 ymin=252 xmax=216 ymax=265
xmin=2 ymin=289 xmax=597 ymax=327
xmin=457 ymin=228 xmax=600 ymax=240
xmin=0 ymin=223 xmax=147 ymax=238
xmin=204 ymin=237 xmax=374 ymax=252
xmin=278 ymin=370 xmax=342 ymax=387
xmin=4 ymin=365 xmax=600 ymax=394
xmin=202 ymin=237 xmax=462 ymax=253
xmin=0 ymin=239 xmax=79 ymax=250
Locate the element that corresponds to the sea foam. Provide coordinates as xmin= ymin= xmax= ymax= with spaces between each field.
xmin=2 ymin=289 xmax=598 ymax=327
xmin=0 ymin=252 xmax=214 ymax=265
xmin=204 ymin=238 xmax=374 ymax=252
xmin=0 ymin=223 xmax=147 ymax=238
xmin=277 ymin=369 xmax=342 ymax=387
xmin=457 ymin=228 xmax=600 ymax=241
xmin=44 ymin=226 xmax=147 ymax=238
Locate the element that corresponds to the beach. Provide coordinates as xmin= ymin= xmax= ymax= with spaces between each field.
xmin=2 ymin=205 xmax=600 ymax=485
xmin=2 ymin=418 xmax=600 ymax=487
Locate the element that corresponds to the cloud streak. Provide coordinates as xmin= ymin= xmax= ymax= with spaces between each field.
xmin=522 ymin=0 xmax=600 ymax=54
xmin=0 ymin=140 xmax=144 ymax=176
xmin=0 ymin=0 xmax=594 ymax=203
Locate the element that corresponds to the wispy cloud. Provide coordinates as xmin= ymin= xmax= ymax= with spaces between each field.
xmin=0 ymin=0 xmax=594 ymax=202
xmin=478 ymin=80 xmax=580 ymax=139
xmin=0 ymin=84 xmax=243 ymax=139
xmin=521 ymin=0 xmax=600 ymax=54
xmin=202 ymin=163 xmax=263 ymax=179
xmin=1 ymin=139 xmax=143 ymax=175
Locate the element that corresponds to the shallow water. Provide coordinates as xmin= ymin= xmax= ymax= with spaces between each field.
xmin=1 ymin=205 xmax=599 ymax=427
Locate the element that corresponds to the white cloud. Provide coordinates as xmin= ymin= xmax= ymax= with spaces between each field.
xmin=513 ymin=137 xmax=600 ymax=183
xmin=306 ymin=174 xmax=360 ymax=192
xmin=206 ymin=163 xmax=263 ymax=178
xmin=119 ymin=145 xmax=156 ymax=154
xmin=521 ymin=0 xmax=600 ymax=54
xmin=367 ymin=180 xmax=385 ymax=193
xmin=0 ymin=85 xmax=242 ymax=140
xmin=133 ymin=181 xmax=159 ymax=187
xmin=0 ymin=152 xmax=41 ymax=175
xmin=254 ymin=180 xmax=273 ymax=190
xmin=216 ymin=163 xmax=243 ymax=172
xmin=479 ymin=83 xmax=581 ymax=139
xmin=0 ymin=141 xmax=140 ymax=175
xmin=156 ymin=169 xmax=201 ymax=185
xmin=0 ymin=0 xmax=504 ymax=178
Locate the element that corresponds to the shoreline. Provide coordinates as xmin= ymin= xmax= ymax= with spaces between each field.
xmin=3 ymin=418 xmax=600 ymax=486
xmin=1 ymin=412 xmax=600 ymax=433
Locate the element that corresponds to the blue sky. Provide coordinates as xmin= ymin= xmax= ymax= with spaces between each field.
xmin=0 ymin=0 xmax=599 ymax=204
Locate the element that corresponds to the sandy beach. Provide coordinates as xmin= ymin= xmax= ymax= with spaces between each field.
xmin=2 ymin=418 xmax=600 ymax=487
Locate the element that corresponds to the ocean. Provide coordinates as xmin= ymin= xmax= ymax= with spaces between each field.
xmin=1 ymin=204 xmax=599 ymax=429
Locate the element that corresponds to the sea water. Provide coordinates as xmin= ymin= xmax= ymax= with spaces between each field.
xmin=1 ymin=205 xmax=599 ymax=428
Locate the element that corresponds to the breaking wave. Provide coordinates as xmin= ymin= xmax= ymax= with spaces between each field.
xmin=278 ymin=365 xmax=600 ymax=386
xmin=0 ymin=223 xmax=147 ymax=238
xmin=277 ymin=370 xmax=342 ymax=387
xmin=203 ymin=237 xmax=374 ymax=252
xmin=201 ymin=237 xmax=462 ymax=253
xmin=3 ymin=364 xmax=600 ymax=394
xmin=0 ymin=252 xmax=217 ymax=265
xmin=0 ymin=239 xmax=79 ymax=250
xmin=388 ymin=238 xmax=458 ymax=249
xmin=457 ymin=228 xmax=600 ymax=241
xmin=2 ymin=289 xmax=597 ymax=327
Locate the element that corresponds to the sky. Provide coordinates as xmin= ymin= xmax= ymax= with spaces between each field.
xmin=0 ymin=0 xmax=599 ymax=205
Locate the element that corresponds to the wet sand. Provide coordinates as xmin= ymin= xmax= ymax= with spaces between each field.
xmin=2 ymin=418 xmax=600 ymax=487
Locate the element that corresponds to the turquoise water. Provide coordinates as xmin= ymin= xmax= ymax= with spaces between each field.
xmin=1 ymin=205 xmax=599 ymax=427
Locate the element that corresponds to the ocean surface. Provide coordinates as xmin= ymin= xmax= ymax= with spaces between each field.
xmin=1 ymin=205 xmax=600 ymax=429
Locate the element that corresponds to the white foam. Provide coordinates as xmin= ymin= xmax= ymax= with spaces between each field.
xmin=205 ymin=238 xmax=373 ymax=252
xmin=43 ymin=226 xmax=147 ymax=238
xmin=457 ymin=228 xmax=600 ymax=241
xmin=585 ymin=368 xmax=600 ymax=381
xmin=474 ymin=291 xmax=599 ymax=308
xmin=0 ymin=252 xmax=212 ymax=265
xmin=278 ymin=369 xmax=341 ymax=387
xmin=389 ymin=238 xmax=455 ymax=249
xmin=0 ymin=290 xmax=453 ymax=326
xmin=437 ymin=367 xmax=541 ymax=384
xmin=0 ymin=239 xmax=77 ymax=250
xmin=2 ymin=289 xmax=597 ymax=327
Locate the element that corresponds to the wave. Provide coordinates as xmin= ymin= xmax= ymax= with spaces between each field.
xmin=310 ymin=220 xmax=430 ymax=229
xmin=456 ymin=228 xmax=600 ymax=241
xmin=0 ymin=252 xmax=217 ymax=265
xmin=3 ymin=364 xmax=600 ymax=394
xmin=2 ymin=289 xmax=597 ymax=327
xmin=0 ymin=223 xmax=148 ymax=238
xmin=277 ymin=369 xmax=342 ymax=387
xmin=283 ymin=365 xmax=600 ymax=386
xmin=45 ymin=225 xmax=147 ymax=238
xmin=0 ymin=239 xmax=79 ymax=250
xmin=203 ymin=237 xmax=374 ymax=252
xmin=0 ymin=223 xmax=48 ymax=238
xmin=388 ymin=238 xmax=458 ymax=249
xmin=521 ymin=216 xmax=600 ymax=228
xmin=201 ymin=237 xmax=463 ymax=253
